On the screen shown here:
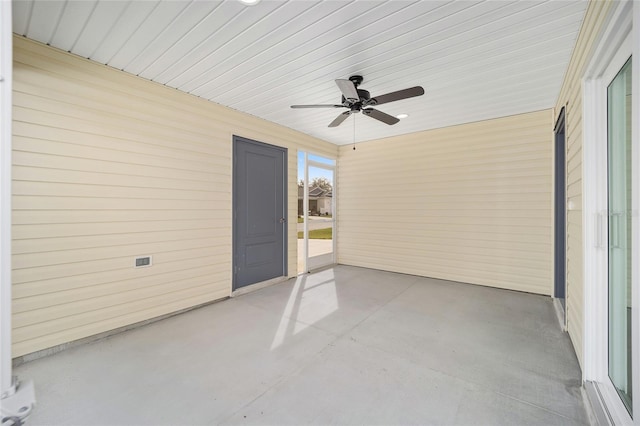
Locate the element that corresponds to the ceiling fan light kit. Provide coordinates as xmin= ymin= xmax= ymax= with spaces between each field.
xmin=291 ymin=75 xmax=424 ymax=128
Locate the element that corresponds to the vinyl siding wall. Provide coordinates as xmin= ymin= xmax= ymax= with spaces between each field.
xmin=12 ymin=37 xmax=337 ymax=358
xmin=553 ymin=0 xmax=612 ymax=369
xmin=337 ymin=110 xmax=553 ymax=295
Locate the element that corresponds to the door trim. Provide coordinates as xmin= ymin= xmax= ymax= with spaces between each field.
xmin=232 ymin=135 xmax=288 ymax=291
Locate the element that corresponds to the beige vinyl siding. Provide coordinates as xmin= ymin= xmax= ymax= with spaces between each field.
xmin=337 ymin=110 xmax=553 ymax=295
xmin=554 ymin=0 xmax=612 ymax=369
xmin=12 ymin=36 xmax=337 ymax=357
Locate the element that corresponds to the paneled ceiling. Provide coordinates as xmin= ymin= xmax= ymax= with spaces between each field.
xmin=12 ymin=0 xmax=587 ymax=145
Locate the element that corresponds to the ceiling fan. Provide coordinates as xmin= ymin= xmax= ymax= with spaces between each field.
xmin=291 ymin=75 xmax=424 ymax=128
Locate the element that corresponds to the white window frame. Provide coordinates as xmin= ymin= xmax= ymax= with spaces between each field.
xmin=582 ymin=0 xmax=637 ymax=423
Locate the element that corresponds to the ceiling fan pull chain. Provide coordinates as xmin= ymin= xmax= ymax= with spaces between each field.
xmin=353 ymin=113 xmax=356 ymax=151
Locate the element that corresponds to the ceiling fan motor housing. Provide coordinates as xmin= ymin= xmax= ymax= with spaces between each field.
xmin=342 ymin=89 xmax=370 ymax=109
xmin=349 ymin=75 xmax=364 ymax=86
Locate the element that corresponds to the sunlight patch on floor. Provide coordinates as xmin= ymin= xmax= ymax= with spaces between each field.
xmin=271 ymin=271 xmax=338 ymax=349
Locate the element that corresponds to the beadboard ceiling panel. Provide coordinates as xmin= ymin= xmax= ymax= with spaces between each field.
xmin=12 ymin=0 xmax=588 ymax=145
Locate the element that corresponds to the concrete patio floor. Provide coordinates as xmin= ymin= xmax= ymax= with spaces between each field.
xmin=15 ymin=265 xmax=588 ymax=425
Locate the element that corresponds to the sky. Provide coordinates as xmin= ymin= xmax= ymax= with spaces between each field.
xmin=297 ymin=151 xmax=335 ymax=185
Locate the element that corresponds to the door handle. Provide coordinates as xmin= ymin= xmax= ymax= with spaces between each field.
xmin=595 ymin=211 xmax=604 ymax=248
xmin=611 ymin=211 xmax=623 ymax=249
xmin=279 ymin=217 xmax=286 ymax=223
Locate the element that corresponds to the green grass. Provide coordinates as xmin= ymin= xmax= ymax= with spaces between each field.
xmin=298 ymin=227 xmax=332 ymax=239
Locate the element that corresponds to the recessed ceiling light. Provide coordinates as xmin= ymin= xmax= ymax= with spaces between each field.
xmin=396 ymin=113 xmax=409 ymax=119
xmin=238 ymin=0 xmax=260 ymax=4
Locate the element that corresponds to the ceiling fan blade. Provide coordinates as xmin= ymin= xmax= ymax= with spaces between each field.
xmin=291 ymin=104 xmax=344 ymax=108
xmin=335 ymin=79 xmax=359 ymax=102
xmin=362 ymin=108 xmax=400 ymax=125
xmin=367 ymin=86 xmax=425 ymax=106
xmin=328 ymin=111 xmax=351 ymax=127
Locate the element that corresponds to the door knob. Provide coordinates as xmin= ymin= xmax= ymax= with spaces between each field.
xmin=279 ymin=217 xmax=286 ymax=223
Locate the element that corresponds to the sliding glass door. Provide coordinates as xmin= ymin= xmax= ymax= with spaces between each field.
xmin=582 ymin=6 xmax=636 ymax=422
xmin=607 ymin=57 xmax=633 ymax=416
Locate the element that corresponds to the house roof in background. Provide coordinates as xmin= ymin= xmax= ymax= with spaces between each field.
xmin=298 ymin=186 xmax=332 ymax=198
xmin=12 ymin=0 xmax=587 ymax=145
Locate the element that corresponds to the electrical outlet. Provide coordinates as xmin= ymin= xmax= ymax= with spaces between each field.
xmin=135 ymin=256 xmax=152 ymax=268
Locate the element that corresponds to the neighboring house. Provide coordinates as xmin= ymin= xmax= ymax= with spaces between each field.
xmin=298 ymin=186 xmax=333 ymax=216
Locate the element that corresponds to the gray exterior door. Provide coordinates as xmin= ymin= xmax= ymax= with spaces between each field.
xmin=554 ymin=107 xmax=566 ymax=311
xmin=233 ymin=136 xmax=287 ymax=290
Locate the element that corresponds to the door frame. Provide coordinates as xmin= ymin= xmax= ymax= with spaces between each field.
xmin=298 ymin=151 xmax=337 ymax=273
xmin=232 ymin=135 xmax=288 ymax=291
xmin=0 ymin=0 xmax=13 ymax=398
xmin=582 ymin=1 xmax=636 ymax=423
xmin=554 ymin=106 xmax=567 ymax=316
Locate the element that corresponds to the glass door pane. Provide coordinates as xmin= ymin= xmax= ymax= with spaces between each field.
xmin=607 ymin=57 xmax=632 ymax=416
xmin=307 ymin=164 xmax=334 ymax=270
